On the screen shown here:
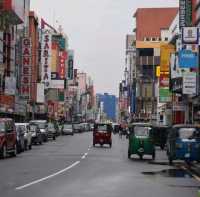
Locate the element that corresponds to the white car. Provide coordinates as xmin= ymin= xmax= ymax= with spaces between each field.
xmin=15 ymin=123 xmax=32 ymax=150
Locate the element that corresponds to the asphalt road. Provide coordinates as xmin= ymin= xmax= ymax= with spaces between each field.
xmin=0 ymin=133 xmax=199 ymax=197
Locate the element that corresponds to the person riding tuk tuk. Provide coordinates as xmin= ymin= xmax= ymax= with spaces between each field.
xmin=128 ymin=123 xmax=155 ymax=160
xmin=152 ymin=125 xmax=169 ymax=150
xmin=167 ymin=124 xmax=200 ymax=165
xmin=93 ymin=123 xmax=112 ymax=148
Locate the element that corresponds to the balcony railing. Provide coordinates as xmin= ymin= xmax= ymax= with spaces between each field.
xmin=136 ymin=56 xmax=160 ymax=66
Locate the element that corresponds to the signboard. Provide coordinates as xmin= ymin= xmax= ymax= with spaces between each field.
xmin=68 ymin=50 xmax=74 ymax=80
xmin=183 ymin=72 xmax=196 ymax=95
xmin=179 ymin=49 xmax=198 ymax=68
xmin=5 ymin=77 xmax=16 ymax=95
xmin=160 ymin=44 xmax=175 ymax=73
xmin=41 ymin=31 xmax=52 ymax=89
xmin=50 ymin=80 xmax=64 ymax=89
xmin=21 ymin=38 xmax=31 ymax=98
xmin=58 ymin=51 xmax=67 ymax=79
xmin=179 ymin=0 xmax=192 ymax=28
xmin=159 ymin=88 xmax=172 ymax=103
xmin=182 ymin=27 xmax=198 ymax=44
xmin=170 ymin=53 xmax=181 ymax=79
xmin=37 ymin=83 xmax=45 ymax=103
xmin=160 ymin=75 xmax=169 ymax=88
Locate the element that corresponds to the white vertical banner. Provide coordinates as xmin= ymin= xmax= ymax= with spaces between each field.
xmin=37 ymin=83 xmax=45 ymax=103
xmin=41 ymin=31 xmax=51 ymax=89
xmin=183 ymin=73 xmax=197 ymax=95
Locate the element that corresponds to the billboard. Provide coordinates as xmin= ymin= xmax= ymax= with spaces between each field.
xmin=182 ymin=27 xmax=198 ymax=44
xmin=68 ymin=50 xmax=74 ymax=80
xmin=179 ymin=0 xmax=192 ymax=28
xmin=159 ymin=88 xmax=172 ymax=103
xmin=58 ymin=51 xmax=67 ymax=79
xmin=21 ymin=38 xmax=31 ymax=98
xmin=5 ymin=77 xmax=16 ymax=95
xmin=50 ymin=80 xmax=64 ymax=89
xmin=37 ymin=83 xmax=45 ymax=103
xmin=160 ymin=44 xmax=175 ymax=73
xmin=41 ymin=31 xmax=52 ymax=89
xmin=183 ymin=72 xmax=197 ymax=95
xmin=51 ymin=42 xmax=58 ymax=72
xmin=179 ymin=49 xmax=198 ymax=68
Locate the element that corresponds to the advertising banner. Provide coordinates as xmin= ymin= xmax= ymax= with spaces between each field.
xmin=21 ymin=37 xmax=31 ymax=98
xmin=179 ymin=49 xmax=198 ymax=68
xmin=51 ymin=42 xmax=58 ymax=72
xmin=170 ymin=53 xmax=181 ymax=79
xmin=160 ymin=75 xmax=169 ymax=88
xmin=159 ymin=88 xmax=172 ymax=103
xmin=50 ymin=80 xmax=64 ymax=89
xmin=179 ymin=0 xmax=192 ymax=28
xmin=37 ymin=83 xmax=45 ymax=103
xmin=68 ymin=50 xmax=74 ymax=80
xmin=5 ymin=77 xmax=16 ymax=95
xmin=160 ymin=44 xmax=175 ymax=73
xmin=58 ymin=51 xmax=67 ymax=79
xmin=183 ymin=72 xmax=197 ymax=95
xmin=182 ymin=27 xmax=198 ymax=44
xmin=41 ymin=31 xmax=52 ymax=89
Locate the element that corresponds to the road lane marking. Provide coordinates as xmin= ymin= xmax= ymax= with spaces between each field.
xmin=16 ymin=161 xmax=80 ymax=190
xmin=81 ymin=153 xmax=88 ymax=160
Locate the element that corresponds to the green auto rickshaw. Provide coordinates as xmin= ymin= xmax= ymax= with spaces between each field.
xmin=128 ymin=123 xmax=155 ymax=160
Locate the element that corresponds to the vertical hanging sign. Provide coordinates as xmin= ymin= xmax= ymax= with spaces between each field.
xmin=21 ymin=38 xmax=31 ymax=98
xmin=41 ymin=31 xmax=52 ymax=89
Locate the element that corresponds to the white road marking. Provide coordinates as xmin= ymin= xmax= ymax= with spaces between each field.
xmin=16 ymin=161 xmax=80 ymax=190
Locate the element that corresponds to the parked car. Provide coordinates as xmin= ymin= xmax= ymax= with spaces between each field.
xmin=15 ymin=123 xmax=32 ymax=150
xmin=128 ymin=123 xmax=155 ymax=160
xmin=47 ymin=122 xmax=56 ymax=140
xmin=30 ymin=120 xmax=48 ymax=142
xmin=29 ymin=123 xmax=43 ymax=145
xmin=0 ymin=118 xmax=17 ymax=158
xmin=93 ymin=123 xmax=112 ymax=148
xmin=15 ymin=124 xmax=25 ymax=153
xmin=62 ymin=124 xmax=74 ymax=135
xmin=167 ymin=124 xmax=200 ymax=164
xmin=73 ymin=123 xmax=82 ymax=133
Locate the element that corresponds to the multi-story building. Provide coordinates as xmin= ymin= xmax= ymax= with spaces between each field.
xmin=133 ymin=7 xmax=178 ymax=122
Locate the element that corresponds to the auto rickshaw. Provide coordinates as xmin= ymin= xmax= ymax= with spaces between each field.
xmin=152 ymin=125 xmax=169 ymax=150
xmin=93 ymin=123 xmax=112 ymax=148
xmin=128 ymin=123 xmax=155 ymax=160
xmin=167 ymin=125 xmax=200 ymax=164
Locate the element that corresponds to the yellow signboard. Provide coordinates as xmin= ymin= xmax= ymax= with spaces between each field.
xmin=156 ymin=66 xmax=160 ymax=77
xmin=160 ymin=44 xmax=175 ymax=73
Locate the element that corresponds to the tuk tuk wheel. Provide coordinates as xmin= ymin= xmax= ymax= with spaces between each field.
xmin=93 ymin=143 xmax=95 ymax=147
xmin=168 ymin=157 xmax=173 ymax=165
xmin=152 ymin=152 xmax=155 ymax=160
xmin=139 ymin=155 xmax=143 ymax=160
xmin=128 ymin=150 xmax=131 ymax=159
xmin=109 ymin=143 xmax=112 ymax=148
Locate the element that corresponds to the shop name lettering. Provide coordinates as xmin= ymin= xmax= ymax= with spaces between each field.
xmin=42 ymin=34 xmax=50 ymax=81
xmin=59 ymin=52 xmax=66 ymax=79
xmin=21 ymin=38 xmax=31 ymax=96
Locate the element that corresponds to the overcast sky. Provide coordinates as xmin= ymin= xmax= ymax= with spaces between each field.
xmin=31 ymin=0 xmax=179 ymax=95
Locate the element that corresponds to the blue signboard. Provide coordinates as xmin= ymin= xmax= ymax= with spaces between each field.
xmin=179 ymin=49 xmax=198 ymax=68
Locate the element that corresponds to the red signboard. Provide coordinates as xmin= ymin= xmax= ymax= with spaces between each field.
xmin=58 ymin=51 xmax=67 ymax=79
xmin=160 ymin=74 xmax=169 ymax=88
xmin=21 ymin=38 xmax=31 ymax=98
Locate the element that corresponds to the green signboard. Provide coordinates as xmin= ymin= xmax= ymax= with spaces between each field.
xmin=159 ymin=88 xmax=172 ymax=103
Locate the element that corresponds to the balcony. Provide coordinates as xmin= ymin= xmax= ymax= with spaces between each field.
xmin=1 ymin=0 xmax=24 ymax=25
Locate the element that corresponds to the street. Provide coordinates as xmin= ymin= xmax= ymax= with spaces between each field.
xmin=0 ymin=133 xmax=199 ymax=197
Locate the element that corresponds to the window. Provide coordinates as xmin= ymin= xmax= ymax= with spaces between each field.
xmin=152 ymin=38 xmax=156 ymax=41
